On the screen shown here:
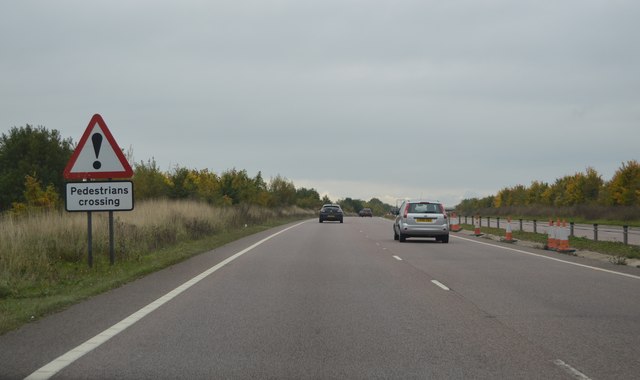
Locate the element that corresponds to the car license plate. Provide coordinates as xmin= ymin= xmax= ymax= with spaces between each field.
xmin=416 ymin=218 xmax=433 ymax=223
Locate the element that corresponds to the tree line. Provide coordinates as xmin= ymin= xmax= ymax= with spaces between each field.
xmin=337 ymin=197 xmax=392 ymax=216
xmin=456 ymin=162 xmax=640 ymax=220
xmin=3 ymin=125 xmax=637 ymax=220
xmin=0 ymin=125 xmax=392 ymax=215
xmin=132 ymin=158 xmax=328 ymax=209
xmin=0 ymin=125 xmax=327 ymax=212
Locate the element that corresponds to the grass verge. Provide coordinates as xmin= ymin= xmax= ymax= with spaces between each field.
xmin=458 ymin=224 xmax=640 ymax=261
xmin=0 ymin=200 xmax=313 ymax=336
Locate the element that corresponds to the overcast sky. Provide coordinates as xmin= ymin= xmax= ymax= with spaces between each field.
xmin=2 ymin=0 xmax=639 ymax=207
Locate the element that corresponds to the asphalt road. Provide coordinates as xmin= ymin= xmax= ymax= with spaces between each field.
xmin=1 ymin=217 xmax=639 ymax=379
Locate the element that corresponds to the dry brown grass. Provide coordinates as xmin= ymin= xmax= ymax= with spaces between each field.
xmin=0 ymin=200 xmax=314 ymax=294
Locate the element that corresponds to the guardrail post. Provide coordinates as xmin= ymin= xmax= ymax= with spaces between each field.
xmin=519 ymin=219 xmax=523 ymax=231
xmin=593 ymin=224 xmax=598 ymax=241
xmin=623 ymin=225 xmax=628 ymax=245
xmin=465 ymin=215 xmax=468 ymax=224
xmin=497 ymin=217 xmax=500 ymax=229
xmin=533 ymin=220 xmax=537 ymax=234
xmin=487 ymin=217 xmax=491 ymax=228
xmin=570 ymin=222 xmax=574 ymax=237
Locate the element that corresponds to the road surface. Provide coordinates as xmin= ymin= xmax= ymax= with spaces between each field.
xmin=1 ymin=217 xmax=639 ymax=379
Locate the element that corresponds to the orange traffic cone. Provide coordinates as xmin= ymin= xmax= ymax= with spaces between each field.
xmin=450 ymin=212 xmax=462 ymax=232
xmin=473 ymin=215 xmax=484 ymax=236
xmin=501 ymin=217 xmax=517 ymax=243
xmin=557 ymin=220 xmax=576 ymax=254
xmin=545 ymin=220 xmax=557 ymax=251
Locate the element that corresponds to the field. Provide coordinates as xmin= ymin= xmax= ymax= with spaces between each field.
xmin=0 ymin=200 xmax=314 ymax=335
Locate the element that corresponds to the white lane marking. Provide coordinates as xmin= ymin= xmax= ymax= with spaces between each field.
xmin=553 ymin=359 xmax=592 ymax=380
xmin=452 ymin=235 xmax=640 ymax=280
xmin=25 ymin=221 xmax=307 ymax=380
xmin=393 ymin=255 xmax=403 ymax=261
xmin=431 ymin=280 xmax=450 ymax=291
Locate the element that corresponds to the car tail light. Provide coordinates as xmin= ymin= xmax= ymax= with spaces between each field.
xmin=440 ymin=204 xmax=447 ymax=219
xmin=403 ymin=204 xmax=410 ymax=219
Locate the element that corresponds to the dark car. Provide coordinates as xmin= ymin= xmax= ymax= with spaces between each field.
xmin=319 ymin=204 xmax=344 ymax=223
xmin=358 ymin=208 xmax=373 ymax=217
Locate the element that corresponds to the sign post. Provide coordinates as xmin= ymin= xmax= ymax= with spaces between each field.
xmin=64 ymin=114 xmax=134 ymax=267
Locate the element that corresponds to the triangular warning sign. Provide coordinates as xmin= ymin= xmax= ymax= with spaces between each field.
xmin=63 ymin=114 xmax=133 ymax=179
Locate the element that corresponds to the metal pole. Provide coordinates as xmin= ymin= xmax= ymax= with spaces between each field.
xmin=87 ymin=211 xmax=93 ymax=268
xmin=109 ymin=211 xmax=115 ymax=265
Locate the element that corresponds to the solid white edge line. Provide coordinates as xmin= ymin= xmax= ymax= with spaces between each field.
xmin=452 ymin=235 xmax=640 ymax=280
xmin=25 ymin=221 xmax=307 ymax=380
xmin=431 ymin=280 xmax=450 ymax=291
xmin=553 ymin=359 xmax=592 ymax=380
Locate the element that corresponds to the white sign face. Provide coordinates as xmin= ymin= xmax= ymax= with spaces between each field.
xmin=69 ymin=123 xmax=128 ymax=173
xmin=63 ymin=114 xmax=133 ymax=180
xmin=65 ymin=181 xmax=134 ymax=212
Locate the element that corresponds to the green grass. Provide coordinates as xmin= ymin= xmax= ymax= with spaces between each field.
xmin=0 ymin=200 xmax=313 ymax=335
xmin=0 ymin=218 xmax=305 ymax=335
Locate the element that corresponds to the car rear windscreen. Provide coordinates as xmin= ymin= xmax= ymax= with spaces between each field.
xmin=409 ymin=203 xmax=439 ymax=213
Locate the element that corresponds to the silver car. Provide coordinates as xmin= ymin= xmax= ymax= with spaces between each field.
xmin=393 ymin=200 xmax=449 ymax=243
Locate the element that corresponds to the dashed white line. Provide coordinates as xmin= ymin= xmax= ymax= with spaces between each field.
xmin=553 ymin=359 xmax=592 ymax=380
xmin=25 ymin=221 xmax=307 ymax=380
xmin=431 ymin=280 xmax=450 ymax=291
xmin=392 ymin=255 xmax=403 ymax=261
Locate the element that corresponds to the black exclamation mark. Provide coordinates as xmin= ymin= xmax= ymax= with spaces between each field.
xmin=92 ymin=133 xmax=103 ymax=170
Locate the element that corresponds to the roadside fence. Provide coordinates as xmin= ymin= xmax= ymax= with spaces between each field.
xmin=457 ymin=215 xmax=640 ymax=246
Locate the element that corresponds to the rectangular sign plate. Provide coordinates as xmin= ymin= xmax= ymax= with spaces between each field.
xmin=65 ymin=181 xmax=134 ymax=212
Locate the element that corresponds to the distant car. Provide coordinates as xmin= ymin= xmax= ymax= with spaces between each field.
xmin=358 ymin=208 xmax=373 ymax=217
xmin=393 ymin=200 xmax=449 ymax=243
xmin=319 ymin=204 xmax=344 ymax=223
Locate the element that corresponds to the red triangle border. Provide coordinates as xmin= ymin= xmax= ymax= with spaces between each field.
xmin=63 ymin=114 xmax=133 ymax=179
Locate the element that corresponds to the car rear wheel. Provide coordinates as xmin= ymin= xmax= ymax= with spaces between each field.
xmin=319 ymin=218 xmax=323 ymax=223
xmin=439 ymin=234 xmax=449 ymax=243
xmin=399 ymin=233 xmax=406 ymax=242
